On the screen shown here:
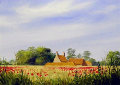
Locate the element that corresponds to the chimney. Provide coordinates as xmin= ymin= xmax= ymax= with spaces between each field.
xmin=56 ymin=51 xmax=59 ymax=56
xmin=63 ymin=52 xmax=65 ymax=56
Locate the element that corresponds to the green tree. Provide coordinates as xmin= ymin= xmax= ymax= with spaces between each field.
xmin=15 ymin=46 xmax=55 ymax=65
xmin=9 ymin=60 xmax=15 ymax=65
xmin=89 ymin=58 xmax=97 ymax=66
xmin=106 ymin=51 xmax=120 ymax=66
xmin=0 ymin=58 xmax=2 ymax=65
xmin=100 ymin=60 xmax=106 ymax=66
xmin=35 ymin=57 xmax=45 ymax=65
xmin=82 ymin=51 xmax=91 ymax=61
xmin=67 ymin=48 xmax=76 ymax=59
xmin=2 ymin=58 xmax=9 ymax=65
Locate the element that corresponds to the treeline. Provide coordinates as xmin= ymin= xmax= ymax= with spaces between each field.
xmin=66 ymin=48 xmax=120 ymax=66
xmin=15 ymin=47 xmax=98 ymax=65
xmin=0 ymin=58 xmax=10 ymax=65
xmin=0 ymin=46 xmax=55 ymax=65
xmin=15 ymin=46 xmax=55 ymax=65
xmin=0 ymin=46 xmax=120 ymax=66
xmin=66 ymin=48 xmax=98 ymax=65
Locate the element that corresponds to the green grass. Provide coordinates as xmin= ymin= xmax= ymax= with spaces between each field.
xmin=0 ymin=71 xmax=32 ymax=85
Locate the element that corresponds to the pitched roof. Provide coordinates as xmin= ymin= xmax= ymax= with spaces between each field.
xmin=58 ymin=55 xmax=67 ymax=62
xmin=45 ymin=62 xmax=75 ymax=66
xmin=86 ymin=61 xmax=92 ymax=66
xmin=68 ymin=58 xmax=87 ymax=65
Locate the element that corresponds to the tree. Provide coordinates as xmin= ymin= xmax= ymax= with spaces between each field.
xmin=15 ymin=46 xmax=55 ymax=65
xmin=106 ymin=51 xmax=120 ymax=66
xmin=100 ymin=60 xmax=106 ymax=66
xmin=82 ymin=51 xmax=91 ymax=61
xmin=2 ymin=58 xmax=9 ymax=65
xmin=15 ymin=50 xmax=28 ymax=65
xmin=9 ymin=60 xmax=15 ymax=65
xmin=0 ymin=58 xmax=2 ymax=65
xmin=77 ymin=53 xmax=81 ymax=58
xmin=67 ymin=48 xmax=76 ymax=59
xmin=89 ymin=58 xmax=97 ymax=66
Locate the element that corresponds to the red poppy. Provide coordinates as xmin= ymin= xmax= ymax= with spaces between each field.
xmin=37 ymin=73 xmax=39 ymax=75
xmin=96 ymin=71 xmax=99 ymax=74
xmin=45 ymin=74 xmax=48 ymax=76
xmin=44 ymin=72 xmax=47 ymax=73
xmin=72 ymin=75 xmax=75 ymax=76
xmin=31 ymin=73 xmax=34 ymax=76
xmin=39 ymin=74 xmax=42 ymax=77
xmin=75 ymin=71 xmax=78 ymax=73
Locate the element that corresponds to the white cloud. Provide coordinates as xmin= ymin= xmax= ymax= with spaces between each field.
xmin=86 ymin=36 xmax=120 ymax=47
xmin=15 ymin=0 xmax=96 ymax=23
xmin=0 ymin=16 xmax=23 ymax=28
xmin=1 ymin=15 xmax=119 ymax=47
xmin=0 ymin=0 xmax=96 ymax=28
xmin=93 ymin=5 xmax=118 ymax=14
xmin=0 ymin=16 xmax=14 ymax=27
xmin=0 ymin=17 xmax=119 ymax=60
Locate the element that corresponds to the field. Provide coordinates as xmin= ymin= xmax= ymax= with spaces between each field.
xmin=0 ymin=65 xmax=120 ymax=85
xmin=0 ymin=65 xmax=101 ymax=80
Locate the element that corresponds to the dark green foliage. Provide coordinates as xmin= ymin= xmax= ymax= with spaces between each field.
xmin=15 ymin=46 xmax=55 ymax=65
xmin=1 ymin=60 xmax=9 ymax=65
xmin=89 ymin=58 xmax=98 ymax=66
xmin=0 ymin=58 xmax=2 ymax=64
xmin=71 ymin=67 xmax=120 ymax=85
xmin=33 ymin=78 xmax=71 ymax=85
xmin=100 ymin=60 xmax=106 ymax=66
xmin=0 ymin=71 xmax=32 ymax=85
xmin=106 ymin=51 xmax=120 ymax=66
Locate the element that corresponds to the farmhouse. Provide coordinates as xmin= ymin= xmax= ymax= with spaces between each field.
xmin=68 ymin=58 xmax=87 ymax=66
xmin=45 ymin=51 xmax=92 ymax=66
xmin=86 ymin=61 xmax=92 ymax=66
xmin=53 ymin=51 xmax=67 ymax=62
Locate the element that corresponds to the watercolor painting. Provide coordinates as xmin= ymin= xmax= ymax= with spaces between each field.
xmin=0 ymin=0 xmax=120 ymax=85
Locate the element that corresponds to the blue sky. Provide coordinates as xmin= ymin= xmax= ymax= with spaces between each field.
xmin=0 ymin=0 xmax=120 ymax=61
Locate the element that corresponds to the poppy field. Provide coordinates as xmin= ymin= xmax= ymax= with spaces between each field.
xmin=0 ymin=65 xmax=120 ymax=85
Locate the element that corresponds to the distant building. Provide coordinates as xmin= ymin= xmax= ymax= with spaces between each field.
xmin=86 ymin=61 xmax=92 ymax=66
xmin=53 ymin=51 xmax=67 ymax=62
xmin=68 ymin=58 xmax=87 ymax=66
xmin=45 ymin=51 xmax=92 ymax=66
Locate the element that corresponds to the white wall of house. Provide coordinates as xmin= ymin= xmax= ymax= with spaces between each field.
xmin=53 ymin=55 xmax=61 ymax=62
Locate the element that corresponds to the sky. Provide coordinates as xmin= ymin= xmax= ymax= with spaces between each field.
xmin=0 ymin=0 xmax=120 ymax=61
